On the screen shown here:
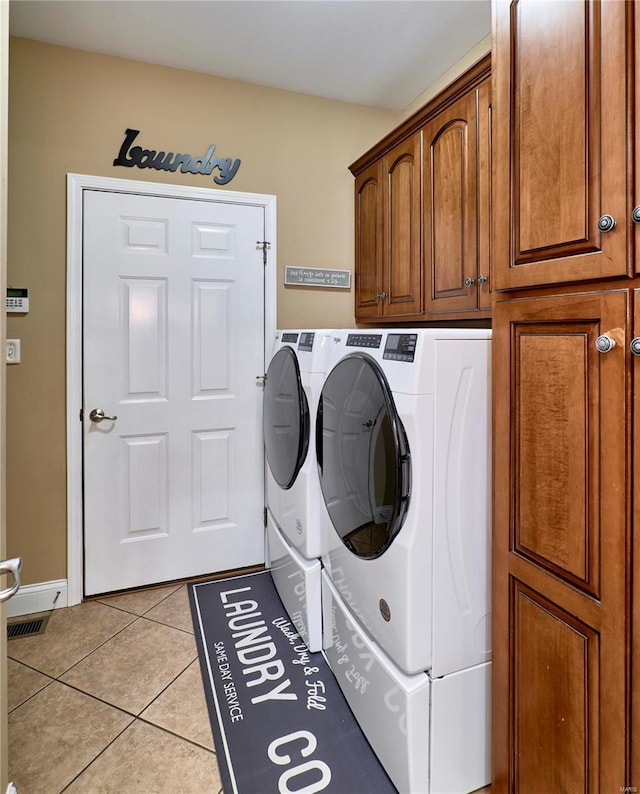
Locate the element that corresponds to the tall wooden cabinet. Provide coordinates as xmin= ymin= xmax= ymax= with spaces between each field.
xmin=351 ymin=55 xmax=492 ymax=323
xmin=492 ymin=0 xmax=639 ymax=790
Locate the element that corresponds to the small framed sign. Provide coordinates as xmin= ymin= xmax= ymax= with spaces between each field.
xmin=284 ymin=267 xmax=351 ymax=289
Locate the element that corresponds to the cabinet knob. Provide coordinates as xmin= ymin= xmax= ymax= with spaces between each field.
xmin=632 ymin=206 xmax=640 ymax=225
xmin=464 ymin=277 xmax=475 ymax=287
xmin=597 ymin=214 xmax=617 ymax=232
xmin=477 ymin=275 xmax=488 ymax=285
xmin=379 ymin=291 xmax=387 ymax=300
xmin=595 ymin=334 xmax=616 ymax=353
xmin=631 ymin=338 xmax=640 ymax=356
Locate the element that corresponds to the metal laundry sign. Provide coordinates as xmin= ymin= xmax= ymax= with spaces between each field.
xmin=113 ymin=128 xmax=241 ymax=185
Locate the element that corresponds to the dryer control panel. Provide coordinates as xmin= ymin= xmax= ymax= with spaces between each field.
xmin=298 ymin=332 xmax=315 ymax=352
xmin=383 ymin=333 xmax=417 ymax=362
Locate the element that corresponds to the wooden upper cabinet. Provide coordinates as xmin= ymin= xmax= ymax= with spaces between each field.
xmin=423 ymin=88 xmax=477 ymax=314
xmin=423 ymin=79 xmax=492 ymax=315
xmin=493 ymin=0 xmax=629 ymax=290
xmin=351 ymin=54 xmax=491 ymax=323
xmin=382 ymin=134 xmax=422 ymax=317
xmin=493 ymin=289 xmax=629 ymax=792
xmin=354 ymin=160 xmax=383 ymax=320
xmin=354 ymin=135 xmax=422 ymax=321
xmin=635 ymin=6 xmax=640 ymax=276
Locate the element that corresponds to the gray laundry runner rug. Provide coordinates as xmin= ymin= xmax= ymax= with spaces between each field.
xmin=189 ymin=570 xmax=397 ymax=793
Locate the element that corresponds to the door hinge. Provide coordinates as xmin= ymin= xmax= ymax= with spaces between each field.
xmin=263 ymin=507 xmax=268 ymax=527
xmin=256 ymin=240 xmax=271 ymax=266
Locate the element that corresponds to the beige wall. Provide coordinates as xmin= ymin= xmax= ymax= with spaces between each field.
xmin=401 ymin=34 xmax=491 ymax=120
xmin=6 ymin=38 xmax=399 ymax=585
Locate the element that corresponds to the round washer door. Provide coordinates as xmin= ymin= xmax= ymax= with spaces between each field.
xmin=264 ymin=346 xmax=310 ymax=489
xmin=316 ymin=353 xmax=411 ymax=558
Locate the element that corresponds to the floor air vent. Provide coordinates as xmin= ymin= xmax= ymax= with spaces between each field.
xmin=7 ymin=612 xmax=50 ymax=640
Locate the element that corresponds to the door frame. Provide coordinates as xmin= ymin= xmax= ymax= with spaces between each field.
xmin=66 ymin=173 xmax=276 ymax=606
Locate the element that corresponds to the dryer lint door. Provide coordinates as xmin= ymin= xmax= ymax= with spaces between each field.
xmin=316 ymin=353 xmax=410 ymax=558
xmin=263 ymin=346 xmax=310 ymax=489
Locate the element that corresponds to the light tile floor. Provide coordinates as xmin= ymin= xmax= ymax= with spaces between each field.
xmin=7 ymin=583 xmax=222 ymax=793
xmin=7 ymin=581 xmax=493 ymax=794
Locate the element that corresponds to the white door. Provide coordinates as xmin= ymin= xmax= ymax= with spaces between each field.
xmin=83 ymin=190 xmax=266 ymax=595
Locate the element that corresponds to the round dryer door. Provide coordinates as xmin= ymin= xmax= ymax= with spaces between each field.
xmin=264 ymin=346 xmax=310 ymax=489
xmin=316 ymin=353 xmax=411 ymax=558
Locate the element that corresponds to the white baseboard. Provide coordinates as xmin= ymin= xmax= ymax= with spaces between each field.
xmin=7 ymin=579 xmax=68 ymax=618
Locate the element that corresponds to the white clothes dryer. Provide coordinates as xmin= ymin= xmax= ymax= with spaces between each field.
xmin=317 ymin=328 xmax=492 ymax=677
xmin=264 ymin=329 xmax=333 ymax=556
xmin=263 ymin=329 xmax=333 ymax=652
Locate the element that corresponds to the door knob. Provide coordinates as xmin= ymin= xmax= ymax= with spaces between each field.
xmin=597 ymin=214 xmax=616 ymax=232
xmin=595 ymin=335 xmax=616 ymax=353
xmin=89 ymin=408 xmax=118 ymax=423
xmin=0 ymin=557 xmax=22 ymax=603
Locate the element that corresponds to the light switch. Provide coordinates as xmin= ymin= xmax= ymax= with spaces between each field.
xmin=6 ymin=340 xmax=20 ymax=364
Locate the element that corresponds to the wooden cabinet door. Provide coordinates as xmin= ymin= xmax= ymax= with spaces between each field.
xmin=354 ymin=160 xmax=383 ymax=320
xmin=635 ymin=3 xmax=640 ymax=277
xmin=382 ymin=134 xmax=422 ymax=317
xmin=634 ymin=288 xmax=640 ymax=787
xmin=423 ymin=89 xmax=478 ymax=314
xmin=477 ymin=78 xmax=492 ymax=312
xmin=493 ymin=0 xmax=628 ymax=290
xmin=493 ymin=290 xmax=628 ymax=792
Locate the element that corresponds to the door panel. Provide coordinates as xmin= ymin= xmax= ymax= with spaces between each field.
xmin=477 ymin=78 xmax=492 ymax=310
xmin=493 ymin=290 xmax=628 ymax=791
xmin=423 ymin=90 xmax=478 ymax=313
xmin=354 ymin=161 xmax=383 ymax=319
xmin=83 ymin=190 xmax=265 ymax=595
xmin=493 ymin=0 xmax=628 ymax=289
xmin=513 ymin=582 xmax=598 ymax=794
xmin=383 ymin=134 xmax=422 ymax=316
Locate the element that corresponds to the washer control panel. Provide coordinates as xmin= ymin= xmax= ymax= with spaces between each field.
xmin=383 ymin=333 xmax=417 ymax=362
xmin=346 ymin=333 xmax=382 ymax=349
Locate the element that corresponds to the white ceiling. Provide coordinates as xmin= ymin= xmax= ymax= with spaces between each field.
xmin=9 ymin=0 xmax=491 ymax=112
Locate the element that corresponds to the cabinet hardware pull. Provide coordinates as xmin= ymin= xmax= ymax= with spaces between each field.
xmin=477 ymin=275 xmax=488 ymax=285
xmin=597 ymin=214 xmax=616 ymax=232
xmin=632 ymin=206 xmax=640 ymax=225
xmin=630 ymin=338 xmax=640 ymax=356
xmin=595 ymin=335 xmax=616 ymax=353
xmin=464 ymin=277 xmax=475 ymax=287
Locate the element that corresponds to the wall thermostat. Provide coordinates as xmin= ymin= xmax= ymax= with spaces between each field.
xmin=6 ymin=288 xmax=29 ymax=313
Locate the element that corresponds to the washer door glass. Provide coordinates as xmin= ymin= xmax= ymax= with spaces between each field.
xmin=264 ymin=346 xmax=310 ymax=489
xmin=317 ymin=353 xmax=411 ymax=558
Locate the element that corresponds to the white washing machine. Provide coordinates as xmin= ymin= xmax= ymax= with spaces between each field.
xmin=317 ymin=328 xmax=492 ymax=792
xmin=263 ymin=329 xmax=333 ymax=651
